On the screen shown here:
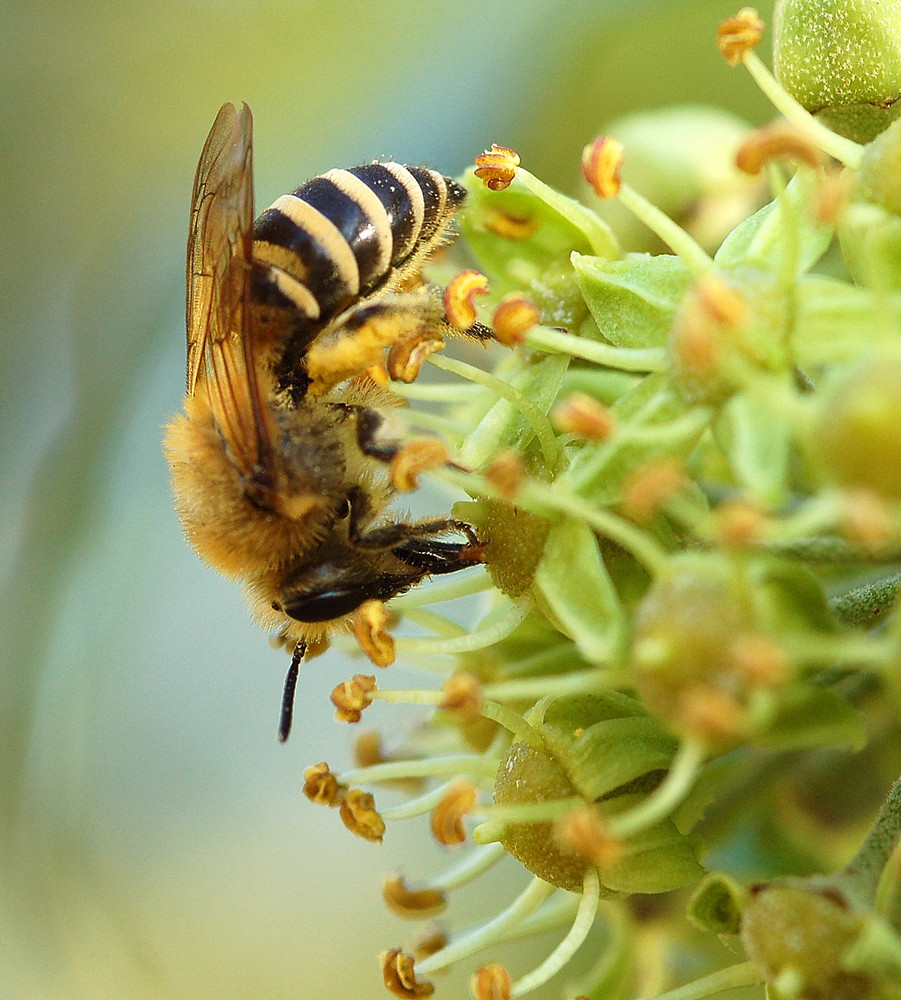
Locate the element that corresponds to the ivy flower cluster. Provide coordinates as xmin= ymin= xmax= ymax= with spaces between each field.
xmin=304 ymin=4 xmax=901 ymax=999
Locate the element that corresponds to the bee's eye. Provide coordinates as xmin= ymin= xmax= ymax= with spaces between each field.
xmin=337 ymin=497 xmax=351 ymax=519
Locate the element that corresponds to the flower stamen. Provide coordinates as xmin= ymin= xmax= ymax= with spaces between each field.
xmin=331 ymin=673 xmax=377 ymax=723
xmin=430 ymin=780 xmax=479 ymax=845
xmin=381 ymin=949 xmax=435 ymax=999
xmin=474 ymin=145 xmax=521 ymax=191
xmin=354 ymin=599 xmax=396 ymax=667
xmin=717 ymin=7 xmax=765 ymax=65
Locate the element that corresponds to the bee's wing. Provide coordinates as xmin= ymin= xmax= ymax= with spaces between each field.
xmin=185 ymin=102 xmax=272 ymax=478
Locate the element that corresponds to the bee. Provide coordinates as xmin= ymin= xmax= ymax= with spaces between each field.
xmin=164 ymin=103 xmax=491 ymax=741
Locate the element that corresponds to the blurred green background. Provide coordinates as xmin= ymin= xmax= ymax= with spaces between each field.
xmin=1 ymin=1 xmax=773 ymax=996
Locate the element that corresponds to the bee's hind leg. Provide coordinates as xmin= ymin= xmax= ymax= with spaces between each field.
xmin=303 ymin=290 xmax=496 ymax=394
xmin=303 ymin=292 xmax=442 ymax=393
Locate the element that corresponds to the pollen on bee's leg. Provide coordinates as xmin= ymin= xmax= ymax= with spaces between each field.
xmin=354 ymin=599 xmax=396 ymax=667
xmin=389 ymin=438 xmax=450 ymax=492
xmin=443 ymin=270 xmax=489 ymax=331
xmin=363 ymin=363 xmax=392 ymax=387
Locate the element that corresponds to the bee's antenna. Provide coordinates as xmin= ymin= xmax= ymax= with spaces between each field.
xmin=278 ymin=641 xmax=306 ymax=742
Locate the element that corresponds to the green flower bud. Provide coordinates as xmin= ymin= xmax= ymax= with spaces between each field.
xmin=840 ymin=118 xmax=901 ymax=285
xmin=631 ymin=556 xmax=760 ymax=749
xmin=858 ymin=116 xmax=901 ymax=215
xmin=810 ymin=350 xmax=901 ymax=498
xmin=741 ymin=884 xmax=875 ymax=1000
xmin=493 ymin=693 xmax=702 ymax=893
xmin=837 ymin=200 xmax=901 ymax=290
xmin=774 ymin=0 xmax=901 ymax=142
xmin=458 ymin=498 xmax=550 ymax=599
xmin=668 ymin=269 xmax=791 ymax=407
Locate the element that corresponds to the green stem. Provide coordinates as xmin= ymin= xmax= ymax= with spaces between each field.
xmin=522 ymin=481 xmax=670 ymax=578
xmin=638 ymin=961 xmax=763 ymax=1000
xmin=512 ymin=868 xmax=601 ymax=996
xmin=843 ymin=774 xmax=901 ymax=904
xmin=525 ymin=325 xmax=667 ymax=372
xmin=743 ymin=50 xmax=863 ymax=168
xmin=830 ymin=572 xmax=901 ymax=627
xmin=424 ymin=841 xmax=507 ymax=893
xmin=416 ymin=876 xmax=557 ymax=975
xmin=394 ymin=594 xmax=534 ymax=655
xmin=339 ymin=754 xmax=496 ymax=786
xmin=516 ymin=167 xmax=620 ymax=259
xmin=618 ymin=182 xmax=714 ymax=276
xmin=427 ymin=353 xmax=559 ymax=470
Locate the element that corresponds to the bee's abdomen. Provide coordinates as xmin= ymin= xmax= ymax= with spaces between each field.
xmin=251 ymin=164 xmax=463 ymax=325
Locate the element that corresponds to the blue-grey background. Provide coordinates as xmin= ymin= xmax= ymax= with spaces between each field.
xmin=1 ymin=2 xmax=771 ymax=996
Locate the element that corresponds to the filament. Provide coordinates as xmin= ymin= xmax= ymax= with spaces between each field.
xmin=512 ymin=868 xmax=601 ymax=996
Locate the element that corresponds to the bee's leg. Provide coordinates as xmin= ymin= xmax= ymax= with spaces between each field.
xmin=352 ymin=511 xmax=480 ymax=556
xmin=391 ymin=535 xmax=486 ymax=575
xmin=278 ymin=640 xmax=307 ymax=743
xmin=303 ymin=292 xmax=496 ymax=394
xmin=303 ymin=292 xmax=441 ymax=393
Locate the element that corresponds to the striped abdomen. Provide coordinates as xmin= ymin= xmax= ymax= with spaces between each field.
xmin=251 ymin=163 xmax=465 ymax=338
